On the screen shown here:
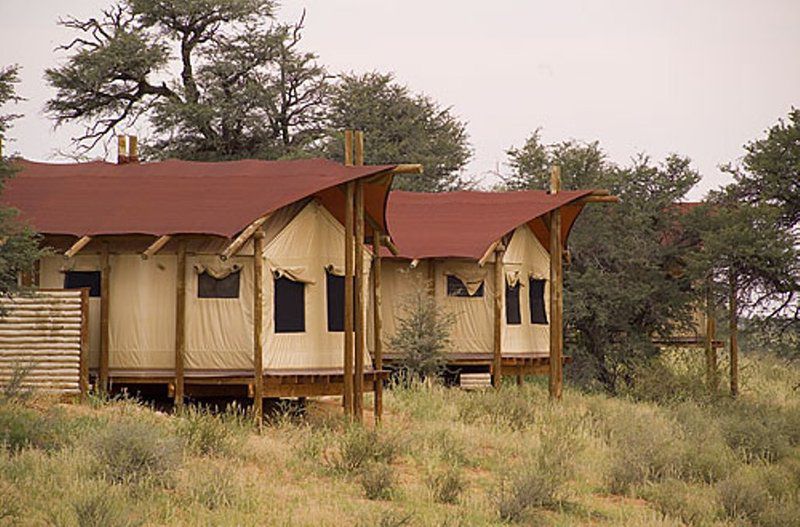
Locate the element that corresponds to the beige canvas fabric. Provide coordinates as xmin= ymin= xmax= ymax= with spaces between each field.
xmin=38 ymin=199 xmax=372 ymax=373
xmin=379 ymin=224 xmax=550 ymax=356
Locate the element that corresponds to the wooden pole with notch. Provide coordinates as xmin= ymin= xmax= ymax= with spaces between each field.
xmin=704 ymin=277 xmax=718 ymax=391
xmin=174 ymin=239 xmax=187 ymax=408
xmin=253 ymin=230 xmax=265 ymax=427
xmin=99 ymin=242 xmax=110 ymax=392
xmin=354 ymin=131 xmax=365 ymax=422
xmin=729 ymin=272 xmax=739 ymax=397
xmin=343 ymin=130 xmax=355 ymax=418
xmin=549 ymin=166 xmax=564 ymax=400
xmin=492 ymin=244 xmax=506 ymax=387
xmin=372 ymin=233 xmax=384 ymax=423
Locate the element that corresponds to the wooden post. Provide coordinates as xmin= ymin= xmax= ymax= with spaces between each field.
xmin=99 ymin=242 xmax=110 ymax=392
xmin=549 ymin=166 xmax=564 ymax=400
xmin=704 ymin=278 xmax=718 ymax=391
xmin=372 ymin=234 xmax=384 ymax=424
xmin=729 ymin=272 xmax=739 ymax=397
xmin=174 ymin=240 xmax=187 ymax=408
xmin=79 ymin=287 xmax=89 ymax=400
xmin=492 ymin=245 xmax=505 ymax=387
xmin=353 ymin=131 xmax=365 ymax=423
xmin=253 ymin=230 xmax=265 ymax=427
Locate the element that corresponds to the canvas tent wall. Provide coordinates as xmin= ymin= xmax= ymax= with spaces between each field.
xmin=377 ymin=189 xmax=595 ymax=364
xmin=3 ymin=157 xmax=395 ymax=389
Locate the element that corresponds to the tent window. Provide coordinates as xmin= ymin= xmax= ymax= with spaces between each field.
xmin=326 ymin=270 xmax=345 ymax=332
xmin=274 ymin=276 xmax=305 ymax=333
xmin=506 ymin=282 xmax=521 ymax=325
xmin=446 ymin=275 xmax=484 ymax=297
xmin=529 ymin=278 xmax=548 ymax=324
xmin=198 ymin=271 xmax=240 ymax=298
xmin=64 ymin=271 xmax=101 ymax=297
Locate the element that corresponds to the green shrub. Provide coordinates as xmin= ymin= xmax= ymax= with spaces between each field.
xmin=0 ymin=481 xmax=21 ymax=524
xmin=716 ymin=466 xmax=771 ymax=522
xmin=456 ymin=389 xmax=536 ymax=431
xmin=426 ymin=464 xmax=465 ymax=504
xmin=174 ymin=405 xmax=244 ymax=456
xmin=718 ymin=401 xmax=794 ymax=463
xmin=187 ymin=465 xmax=239 ymax=510
xmin=72 ymin=488 xmax=136 ymax=527
xmin=639 ymin=479 xmax=721 ymax=526
xmin=360 ymin=462 xmax=395 ymax=500
xmin=93 ymin=420 xmax=182 ymax=486
xmin=0 ymin=402 xmax=66 ymax=452
xmin=324 ymin=425 xmax=400 ymax=474
xmin=670 ymin=402 xmax=738 ymax=483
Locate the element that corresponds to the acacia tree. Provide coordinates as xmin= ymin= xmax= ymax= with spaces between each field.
xmin=503 ymin=132 xmax=700 ymax=392
xmin=46 ymin=1 xmax=330 ymax=160
xmin=324 ymin=72 xmax=472 ymax=192
xmin=0 ymin=65 xmax=44 ymax=295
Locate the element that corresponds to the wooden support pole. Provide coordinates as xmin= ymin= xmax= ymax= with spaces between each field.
xmin=354 ymin=131 xmax=365 ymax=423
xmin=253 ymin=230 xmax=265 ymax=427
xmin=64 ymin=235 xmax=92 ymax=259
xmin=704 ymin=278 xmax=718 ymax=391
xmin=343 ymin=184 xmax=355 ymax=417
xmin=549 ymin=166 xmax=564 ymax=400
xmin=143 ymin=235 xmax=171 ymax=259
xmin=492 ymin=245 xmax=505 ymax=388
xmin=174 ymin=239 xmax=186 ymax=408
xmin=79 ymin=287 xmax=89 ymax=400
xmin=372 ymin=234 xmax=384 ymax=424
xmin=729 ymin=272 xmax=739 ymax=397
xmin=117 ymin=135 xmax=127 ymax=164
xmin=354 ymin=180 xmax=365 ymax=423
xmin=99 ymin=242 xmax=110 ymax=392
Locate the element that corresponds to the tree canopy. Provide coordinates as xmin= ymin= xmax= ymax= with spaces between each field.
xmin=46 ymin=0 xmax=330 ymax=160
xmin=0 ymin=65 xmax=44 ymax=295
xmin=503 ymin=132 xmax=701 ymax=391
xmin=324 ymin=72 xmax=472 ymax=192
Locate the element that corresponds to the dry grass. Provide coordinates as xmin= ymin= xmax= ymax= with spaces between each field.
xmin=0 ymin=351 xmax=798 ymax=526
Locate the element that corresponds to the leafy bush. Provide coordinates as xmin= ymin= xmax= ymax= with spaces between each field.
xmin=426 ymin=464 xmax=465 ymax=504
xmin=0 ymin=402 xmax=67 ymax=452
xmin=389 ymin=277 xmax=455 ymax=381
xmin=324 ymin=425 xmax=400 ymax=474
xmin=360 ymin=462 xmax=395 ymax=500
xmin=639 ymin=479 xmax=721 ymax=526
xmin=716 ymin=466 xmax=771 ymax=523
xmin=174 ymin=405 xmax=244 ymax=456
xmin=93 ymin=420 xmax=182 ymax=486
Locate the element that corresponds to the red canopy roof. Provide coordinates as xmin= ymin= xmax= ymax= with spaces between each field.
xmin=385 ymin=190 xmax=594 ymax=260
xmin=3 ymin=158 xmax=395 ymax=238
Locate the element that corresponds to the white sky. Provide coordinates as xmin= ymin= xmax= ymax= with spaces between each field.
xmin=1 ymin=0 xmax=798 ymax=199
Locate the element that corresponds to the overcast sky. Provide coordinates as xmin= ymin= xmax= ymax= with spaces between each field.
xmin=1 ymin=0 xmax=798 ymax=198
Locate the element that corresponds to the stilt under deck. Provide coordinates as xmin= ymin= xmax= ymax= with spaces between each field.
xmin=94 ymin=368 xmax=390 ymax=399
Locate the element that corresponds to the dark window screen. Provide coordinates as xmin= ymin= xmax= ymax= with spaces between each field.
xmin=198 ymin=271 xmax=240 ymax=298
xmin=506 ymin=282 xmax=521 ymax=325
xmin=446 ymin=275 xmax=484 ymax=297
xmin=529 ymin=278 xmax=548 ymax=324
xmin=274 ymin=276 xmax=305 ymax=333
xmin=64 ymin=271 xmax=101 ymax=297
xmin=326 ymin=271 xmax=345 ymax=332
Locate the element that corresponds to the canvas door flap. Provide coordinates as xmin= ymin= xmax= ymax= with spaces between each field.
xmin=193 ymin=262 xmax=242 ymax=279
xmin=271 ymin=265 xmax=316 ymax=284
xmin=505 ymin=268 xmax=523 ymax=287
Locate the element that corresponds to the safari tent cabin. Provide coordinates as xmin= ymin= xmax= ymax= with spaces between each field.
xmin=376 ymin=188 xmax=605 ymax=387
xmin=2 ymin=157 xmax=398 ymax=413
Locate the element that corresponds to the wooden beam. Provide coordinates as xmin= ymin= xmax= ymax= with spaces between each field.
xmin=391 ymin=163 xmax=423 ymax=174
xmin=99 ymin=242 xmax=110 ymax=392
xmin=372 ymin=234 xmax=384 ymax=424
xmin=549 ymin=166 xmax=564 ymax=400
xmin=253 ymin=230 xmax=265 ymax=427
xmin=574 ymin=195 xmax=620 ymax=204
xmin=174 ymin=239 xmax=186 ymax=408
xmin=704 ymin=278 xmax=718 ymax=391
xmin=343 ymin=180 xmax=355 ymax=418
xmin=64 ymin=236 xmax=92 ymax=259
xmin=729 ymin=272 xmax=739 ymax=397
xmin=492 ymin=245 xmax=505 ymax=388
xmin=79 ymin=287 xmax=89 ymax=400
xmin=143 ymin=235 xmax=172 ymax=259
xmin=478 ymin=240 xmax=500 ymax=267
xmin=220 ymin=214 xmax=271 ymax=261
xmin=354 ymin=131 xmax=366 ymax=423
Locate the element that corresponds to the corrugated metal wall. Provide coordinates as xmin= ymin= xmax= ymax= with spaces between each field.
xmin=0 ymin=289 xmax=88 ymax=396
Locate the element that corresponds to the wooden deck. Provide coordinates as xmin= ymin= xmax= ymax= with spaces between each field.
xmin=95 ymin=368 xmax=390 ymax=398
xmin=381 ymin=352 xmax=572 ymax=377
